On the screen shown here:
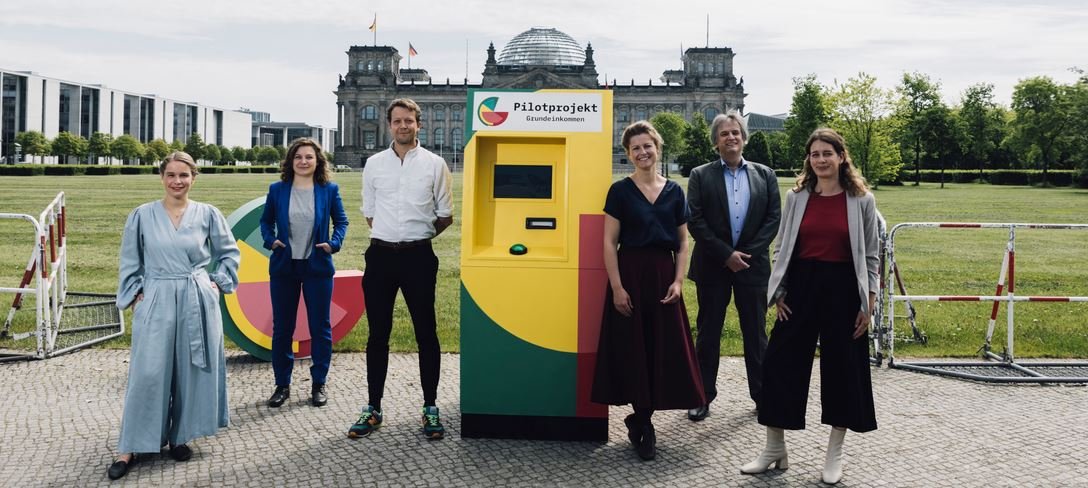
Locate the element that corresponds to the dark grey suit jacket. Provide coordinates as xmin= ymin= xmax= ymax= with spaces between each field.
xmin=687 ymin=159 xmax=781 ymax=286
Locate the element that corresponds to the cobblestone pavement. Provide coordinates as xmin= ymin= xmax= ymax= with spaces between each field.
xmin=1 ymin=350 xmax=1086 ymax=487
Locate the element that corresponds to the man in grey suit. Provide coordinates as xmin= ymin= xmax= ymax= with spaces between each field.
xmin=686 ymin=111 xmax=781 ymax=420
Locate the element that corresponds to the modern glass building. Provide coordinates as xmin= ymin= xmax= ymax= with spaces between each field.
xmin=0 ymin=69 xmax=252 ymax=163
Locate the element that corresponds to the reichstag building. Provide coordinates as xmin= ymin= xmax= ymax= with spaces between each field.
xmin=334 ymin=27 xmax=749 ymax=168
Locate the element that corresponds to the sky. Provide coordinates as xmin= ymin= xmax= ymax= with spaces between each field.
xmin=2 ymin=0 xmax=1085 ymax=128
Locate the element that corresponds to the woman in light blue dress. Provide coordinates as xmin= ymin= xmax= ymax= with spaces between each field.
xmin=108 ymin=151 xmax=240 ymax=480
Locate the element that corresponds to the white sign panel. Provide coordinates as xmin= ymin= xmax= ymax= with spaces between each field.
xmin=470 ymin=91 xmax=603 ymax=133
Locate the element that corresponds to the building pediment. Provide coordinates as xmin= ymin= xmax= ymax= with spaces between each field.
xmin=493 ymin=68 xmax=593 ymax=89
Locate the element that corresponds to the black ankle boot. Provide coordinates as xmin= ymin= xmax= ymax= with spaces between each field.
xmin=311 ymin=383 xmax=327 ymax=407
xmin=623 ymin=414 xmax=644 ymax=447
xmin=636 ymin=422 xmax=656 ymax=461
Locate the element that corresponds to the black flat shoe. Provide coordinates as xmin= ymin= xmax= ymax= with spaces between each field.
xmin=267 ymin=385 xmax=290 ymax=407
xmin=687 ymin=405 xmax=710 ymax=421
xmin=311 ymin=383 xmax=327 ymax=407
xmin=107 ymin=454 xmax=137 ymax=480
xmin=169 ymin=444 xmax=192 ymax=462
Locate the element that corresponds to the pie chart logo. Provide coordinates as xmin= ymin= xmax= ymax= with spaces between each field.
xmin=219 ymin=197 xmax=365 ymax=361
xmin=477 ymin=96 xmax=509 ymax=127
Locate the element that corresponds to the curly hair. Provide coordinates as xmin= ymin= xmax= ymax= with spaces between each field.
xmin=279 ymin=138 xmax=331 ymax=185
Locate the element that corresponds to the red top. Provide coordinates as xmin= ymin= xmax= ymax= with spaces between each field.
xmin=797 ymin=191 xmax=851 ymax=263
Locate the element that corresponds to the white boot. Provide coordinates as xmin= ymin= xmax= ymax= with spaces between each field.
xmin=822 ymin=427 xmax=847 ymax=484
xmin=740 ymin=427 xmax=789 ymax=474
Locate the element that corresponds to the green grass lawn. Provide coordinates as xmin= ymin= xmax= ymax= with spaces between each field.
xmin=1 ymin=174 xmax=1086 ymax=358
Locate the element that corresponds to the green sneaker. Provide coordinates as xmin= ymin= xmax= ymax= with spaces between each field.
xmin=421 ymin=406 xmax=445 ymax=440
xmin=347 ymin=406 xmax=383 ymax=438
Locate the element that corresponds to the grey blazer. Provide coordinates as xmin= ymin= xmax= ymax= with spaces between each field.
xmin=766 ymin=188 xmax=880 ymax=314
xmin=687 ymin=159 xmax=781 ymax=286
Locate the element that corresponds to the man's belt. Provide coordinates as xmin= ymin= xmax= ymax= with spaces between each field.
xmin=370 ymin=238 xmax=431 ymax=249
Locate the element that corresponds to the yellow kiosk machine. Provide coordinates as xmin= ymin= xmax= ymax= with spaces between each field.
xmin=461 ymin=89 xmax=613 ymax=440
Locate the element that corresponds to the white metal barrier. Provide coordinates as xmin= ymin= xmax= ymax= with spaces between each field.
xmin=882 ymin=222 xmax=1088 ymax=383
xmin=1 ymin=192 xmax=124 ymax=360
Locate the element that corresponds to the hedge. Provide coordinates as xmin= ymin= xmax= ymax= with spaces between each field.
xmin=0 ymin=164 xmax=280 ymax=176
xmin=902 ymin=169 xmax=1077 ymax=186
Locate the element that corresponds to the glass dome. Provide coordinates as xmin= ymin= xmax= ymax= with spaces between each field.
xmin=497 ymin=27 xmax=585 ymax=66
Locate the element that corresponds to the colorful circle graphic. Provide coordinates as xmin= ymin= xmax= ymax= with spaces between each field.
xmin=477 ymin=96 xmax=509 ymax=126
xmin=219 ymin=197 xmax=365 ymax=361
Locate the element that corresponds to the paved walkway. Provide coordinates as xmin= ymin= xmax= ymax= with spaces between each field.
xmin=1 ymin=351 xmax=1086 ymax=487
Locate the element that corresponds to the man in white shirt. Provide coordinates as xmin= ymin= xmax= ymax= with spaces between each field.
xmin=348 ymin=98 xmax=453 ymax=441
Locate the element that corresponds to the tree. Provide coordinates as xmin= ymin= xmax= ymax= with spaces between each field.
xmin=87 ymin=132 xmax=113 ymax=164
xmin=766 ymin=131 xmax=789 ymax=169
xmin=274 ymin=145 xmax=287 ymax=162
xmin=1066 ymin=72 xmax=1088 ymax=173
xmin=111 ymin=135 xmax=145 ymax=164
xmin=828 ymin=72 xmax=896 ymax=185
xmin=257 ymin=146 xmax=280 ymax=164
xmin=675 ymin=113 xmax=717 ymax=176
xmin=218 ymin=145 xmax=236 ymax=165
xmin=244 ymin=148 xmax=257 ymax=163
xmin=958 ymin=83 xmax=1007 ymax=178
xmin=784 ymin=74 xmax=831 ymax=167
xmin=51 ymin=132 xmax=88 ymax=165
xmin=184 ymin=133 xmax=205 ymax=161
xmin=1008 ymin=76 xmax=1068 ymax=186
xmin=203 ymin=143 xmax=221 ymax=164
xmin=650 ymin=112 xmax=687 ymax=176
xmin=232 ymin=146 xmax=248 ymax=163
xmin=144 ymin=139 xmax=171 ymax=164
xmin=892 ymin=72 xmax=942 ymax=185
xmin=922 ymin=105 xmax=965 ymax=188
xmin=15 ymin=131 xmax=50 ymax=164
xmin=744 ymin=131 xmax=772 ymax=166
xmin=169 ymin=139 xmax=184 ymax=152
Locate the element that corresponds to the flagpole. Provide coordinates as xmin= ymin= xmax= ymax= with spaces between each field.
xmin=408 ymin=43 xmax=411 ymax=70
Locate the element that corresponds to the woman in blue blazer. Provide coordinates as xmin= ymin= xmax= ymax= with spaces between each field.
xmin=259 ymin=138 xmax=348 ymax=408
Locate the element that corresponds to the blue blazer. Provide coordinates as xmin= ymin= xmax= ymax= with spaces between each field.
xmin=259 ymin=180 xmax=349 ymax=278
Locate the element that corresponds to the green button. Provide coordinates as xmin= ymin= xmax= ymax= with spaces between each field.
xmin=509 ymin=243 xmax=528 ymax=255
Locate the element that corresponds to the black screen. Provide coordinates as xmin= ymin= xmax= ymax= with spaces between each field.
xmin=493 ymin=164 xmax=552 ymax=199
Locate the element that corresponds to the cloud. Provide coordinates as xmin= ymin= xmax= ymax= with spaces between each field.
xmin=3 ymin=0 xmax=1086 ymax=123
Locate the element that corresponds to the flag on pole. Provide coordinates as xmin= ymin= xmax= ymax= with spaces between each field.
xmin=408 ymin=43 xmax=419 ymax=57
xmin=369 ymin=14 xmax=376 ymax=32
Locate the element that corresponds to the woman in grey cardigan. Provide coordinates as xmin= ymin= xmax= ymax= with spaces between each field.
xmin=739 ymin=128 xmax=879 ymax=485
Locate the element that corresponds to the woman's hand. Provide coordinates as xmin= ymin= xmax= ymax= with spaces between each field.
xmin=853 ymin=310 xmax=871 ymax=339
xmin=131 ymin=293 xmax=143 ymax=311
xmin=612 ymin=287 xmax=633 ymax=317
xmin=774 ymin=296 xmax=792 ymax=321
xmin=315 ymin=243 xmax=332 ymax=253
xmin=271 ymin=240 xmax=285 ymax=250
xmin=210 ymin=282 xmax=219 ymax=293
xmin=660 ymin=282 xmax=683 ymax=304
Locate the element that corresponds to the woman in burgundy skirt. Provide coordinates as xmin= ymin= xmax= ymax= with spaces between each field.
xmin=591 ymin=120 xmax=706 ymax=461
xmin=740 ymin=128 xmax=880 ymax=484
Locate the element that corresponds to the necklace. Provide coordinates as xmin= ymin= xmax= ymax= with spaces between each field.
xmin=163 ymin=201 xmax=188 ymax=219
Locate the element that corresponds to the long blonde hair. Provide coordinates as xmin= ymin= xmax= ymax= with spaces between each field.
xmin=793 ymin=128 xmax=868 ymax=196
